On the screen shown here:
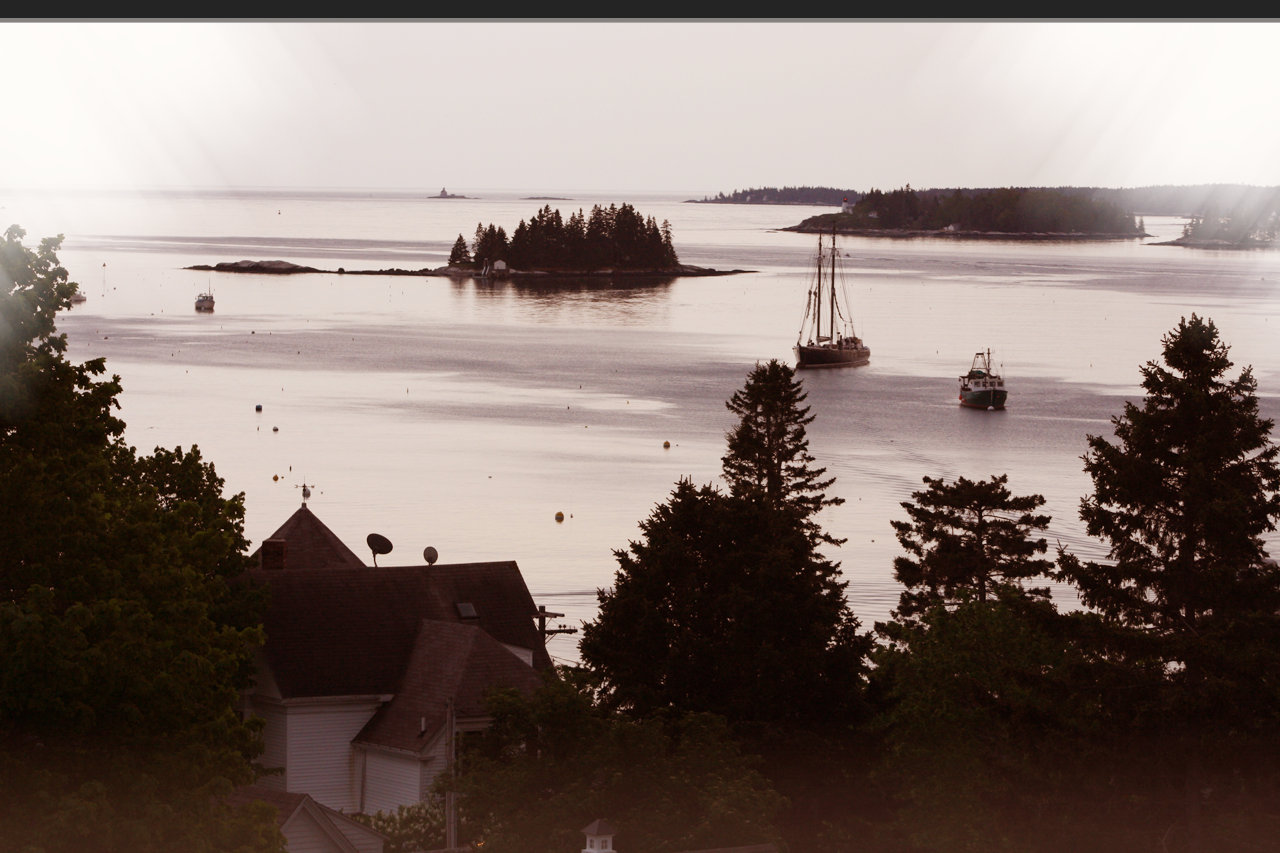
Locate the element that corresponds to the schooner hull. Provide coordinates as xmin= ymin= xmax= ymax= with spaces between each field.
xmin=795 ymin=343 xmax=871 ymax=369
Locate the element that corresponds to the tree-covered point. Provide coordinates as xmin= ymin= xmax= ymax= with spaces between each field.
xmin=692 ymin=186 xmax=862 ymax=206
xmin=794 ymin=185 xmax=1141 ymax=234
xmin=464 ymin=204 xmax=679 ymax=271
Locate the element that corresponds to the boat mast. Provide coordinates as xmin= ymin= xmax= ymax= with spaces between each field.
xmin=829 ymin=224 xmax=837 ymax=343
xmin=815 ymin=233 xmax=822 ymax=340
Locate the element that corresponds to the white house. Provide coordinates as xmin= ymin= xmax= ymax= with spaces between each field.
xmin=243 ymin=505 xmax=548 ymax=815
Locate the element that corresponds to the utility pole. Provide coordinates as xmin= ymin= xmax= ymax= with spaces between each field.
xmin=536 ymin=604 xmax=577 ymax=640
xmin=446 ymin=698 xmax=457 ymax=850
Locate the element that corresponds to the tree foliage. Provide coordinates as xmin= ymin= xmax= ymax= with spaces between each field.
xmin=1054 ymin=314 xmax=1280 ymax=852
xmin=0 ymin=226 xmax=279 ymax=853
xmin=447 ymin=233 xmax=471 ymax=266
xmin=581 ymin=361 xmax=868 ymax=729
xmin=472 ymin=204 xmax=679 ymax=271
xmin=799 ymin=186 xmax=1140 ymax=234
xmin=440 ymin=671 xmax=784 ymax=853
xmin=888 ymin=474 xmax=1053 ymax=622
xmin=722 ymin=359 xmax=843 ymax=546
xmin=580 ymin=479 xmax=867 ymax=728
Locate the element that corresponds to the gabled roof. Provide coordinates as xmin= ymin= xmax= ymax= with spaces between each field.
xmin=353 ymin=619 xmax=544 ymax=753
xmin=251 ymin=504 xmax=366 ymax=570
xmin=253 ymin=562 xmax=551 ymax=699
xmin=225 ymin=784 xmax=388 ymax=852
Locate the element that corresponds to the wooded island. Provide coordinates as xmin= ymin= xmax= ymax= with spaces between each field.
xmin=452 ymin=203 xmax=680 ymax=272
xmin=791 ymin=186 xmax=1143 ymax=237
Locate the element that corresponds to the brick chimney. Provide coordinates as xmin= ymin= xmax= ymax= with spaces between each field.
xmin=261 ymin=539 xmax=287 ymax=571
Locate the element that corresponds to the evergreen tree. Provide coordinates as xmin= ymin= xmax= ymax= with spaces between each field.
xmin=580 ymin=361 xmax=869 ymax=728
xmin=722 ymin=359 xmax=843 ymax=545
xmin=0 ymin=227 xmax=281 ymax=852
xmin=1058 ymin=314 xmax=1280 ymax=853
xmin=888 ymin=474 xmax=1053 ymax=621
xmin=448 ymin=233 xmax=471 ymax=266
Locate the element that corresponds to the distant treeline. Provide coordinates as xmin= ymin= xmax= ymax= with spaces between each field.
xmin=453 ymin=203 xmax=679 ymax=271
xmin=802 ymin=186 xmax=1140 ymax=234
xmin=693 ymin=186 xmax=862 ymax=206
xmin=698 ymin=182 xmax=1280 ymax=219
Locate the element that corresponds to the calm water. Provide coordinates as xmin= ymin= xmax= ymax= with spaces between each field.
xmin=8 ymin=188 xmax=1280 ymax=664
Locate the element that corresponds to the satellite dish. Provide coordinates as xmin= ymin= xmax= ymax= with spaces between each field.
xmin=423 ymin=546 xmax=438 ymax=566
xmin=367 ymin=533 xmax=393 ymax=566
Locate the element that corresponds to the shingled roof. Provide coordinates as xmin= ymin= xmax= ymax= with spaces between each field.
xmin=250 ymin=504 xmax=366 ymax=570
xmin=353 ymin=619 xmax=544 ymax=753
xmin=253 ymin=561 xmax=551 ymax=699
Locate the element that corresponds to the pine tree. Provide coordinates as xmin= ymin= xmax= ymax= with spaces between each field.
xmin=889 ymin=474 xmax=1053 ymax=620
xmin=448 ymin=234 xmax=471 ymax=266
xmin=1058 ymin=314 xmax=1280 ymax=852
xmin=580 ymin=360 xmax=869 ymax=728
xmin=722 ymin=359 xmax=843 ymax=545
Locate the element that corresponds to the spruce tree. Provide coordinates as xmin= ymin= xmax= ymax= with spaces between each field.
xmin=722 ymin=359 xmax=843 ymax=545
xmin=448 ymin=233 xmax=471 ymax=266
xmin=580 ymin=360 xmax=868 ymax=728
xmin=1058 ymin=314 xmax=1280 ymax=852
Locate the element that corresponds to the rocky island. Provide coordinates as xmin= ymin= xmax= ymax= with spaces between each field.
xmin=184 ymin=206 xmax=753 ymax=279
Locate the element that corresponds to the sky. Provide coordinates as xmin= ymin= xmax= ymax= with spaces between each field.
xmin=3 ymin=21 xmax=1278 ymax=194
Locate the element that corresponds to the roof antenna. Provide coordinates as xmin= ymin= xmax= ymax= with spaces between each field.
xmin=295 ymin=480 xmax=314 ymax=507
xmin=367 ymin=533 xmax=393 ymax=567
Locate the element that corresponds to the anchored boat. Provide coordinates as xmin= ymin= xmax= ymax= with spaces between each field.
xmin=195 ymin=290 xmax=215 ymax=311
xmin=959 ymin=350 xmax=1007 ymax=409
xmin=795 ymin=229 xmax=870 ymax=369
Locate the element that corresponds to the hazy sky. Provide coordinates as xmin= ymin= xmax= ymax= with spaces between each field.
xmin=5 ymin=21 xmax=1278 ymax=193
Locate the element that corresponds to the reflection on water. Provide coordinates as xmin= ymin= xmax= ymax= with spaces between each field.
xmin=24 ymin=188 xmax=1280 ymax=663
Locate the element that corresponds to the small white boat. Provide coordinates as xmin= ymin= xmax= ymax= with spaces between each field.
xmin=195 ymin=291 xmax=215 ymax=311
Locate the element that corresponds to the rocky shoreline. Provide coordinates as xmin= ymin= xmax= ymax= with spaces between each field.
xmin=782 ymin=225 xmax=1147 ymax=241
xmin=185 ymin=260 xmax=750 ymax=277
xmin=1147 ymin=236 xmax=1277 ymax=250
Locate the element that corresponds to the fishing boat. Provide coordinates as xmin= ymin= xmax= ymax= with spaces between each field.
xmin=795 ymin=229 xmax=870 ymax=369
xmin=958 ymin=350 xmax=1007 ymax=409
xmin=195 ymin=290 xmax=215 ymax=311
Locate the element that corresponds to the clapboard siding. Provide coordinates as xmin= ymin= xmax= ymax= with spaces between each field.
xmin=333 ymin=815 xmax=386 ymax=853
xmin=255 ymin=701 xmax=289 ymax=790
xmin=287 ymin=700 xmax=383 ymax=813
xmin=362 ymin=750 xmax=422 ymax=815
xmin=281 ymin=808 xmax=345 ymax=853
xmin=420 ymin=732 xmax=447 ymax=801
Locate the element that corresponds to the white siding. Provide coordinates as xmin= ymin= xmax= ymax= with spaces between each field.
xmin=332 ymin=815 xmax=386 ymax=853
xmin=287 ymin=700 xmax=383 ymax=813
xmin=362 ymin=750 xmax=422 ymax=815
xmin=420 ymin=731 xmax=447 ymax=800
xmin=501 ymin=643 xmax=535 ymax=666
xmin=282 ymin=809 xmax=345 ymax=853
xmin=254 ymin=701 xmax=289 ymax=790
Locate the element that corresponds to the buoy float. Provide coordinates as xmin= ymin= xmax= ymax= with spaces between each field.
xmin=272 ymin=426 xmax=279 ymax=432
xmin=555 ymin=512 xmax=565 ymax=523
xmin=255 ymin=404 xmax=262 ymax=412
xmin=663 ymin=441 xmax=670 ymax=448
xmin=273 ymin=475 xmax=278 ymax=481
